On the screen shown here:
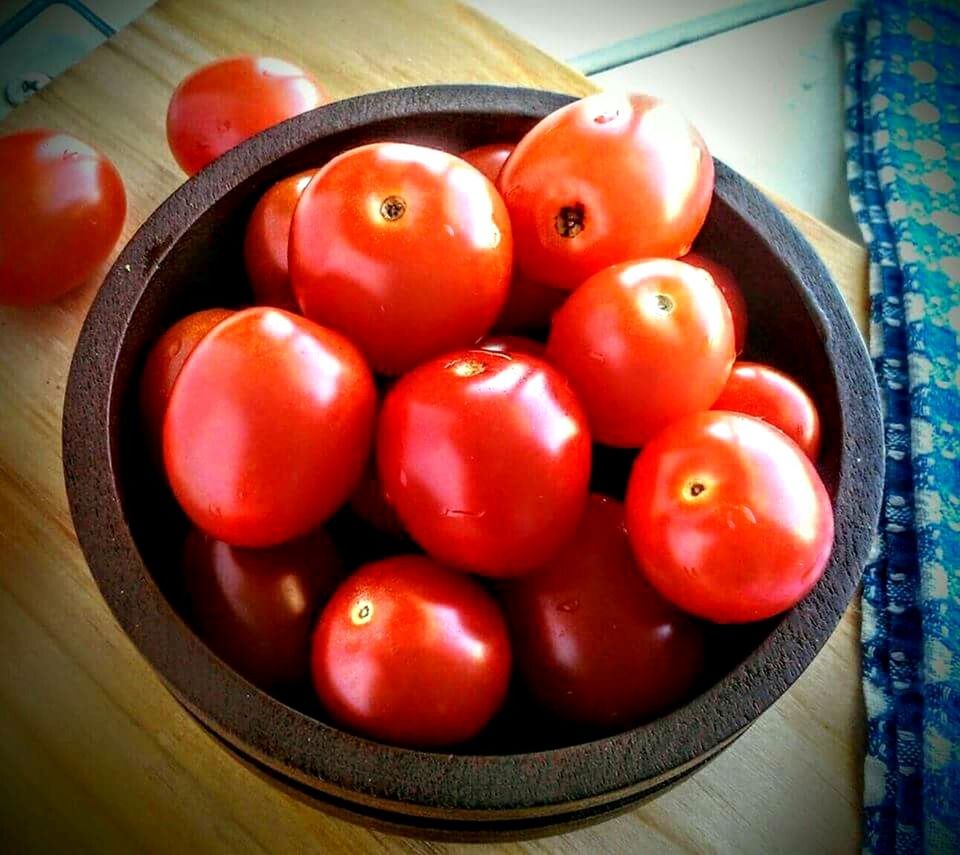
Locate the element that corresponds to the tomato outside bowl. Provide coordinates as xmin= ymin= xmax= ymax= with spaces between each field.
xmin=62 ymin=85 xmax=883 ymax=841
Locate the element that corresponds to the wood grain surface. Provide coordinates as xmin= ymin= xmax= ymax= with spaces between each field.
xmin=0 ymin=0 xmax=868 ymax=851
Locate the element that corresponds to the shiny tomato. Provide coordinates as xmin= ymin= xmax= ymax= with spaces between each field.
xmin=547 ymin=259 xmax=734 ymax=447
xmin=140 ymin=308 xmax=233 ymax=461
xmin=0 ymin=130 xmax=126 ymax=306
xmin=184 ymin=525 xmax=343 ymax=689
xmin=164 ymin=307 xmax=376 ymax=547
xmin=243 ymin=170 xmax=316 ymax=311
xmin=625 ymin=411 xmax=834 ymax=623
xmin=502 ymin=495 xmax=704 ymax=729
xmin=377 ymin=349 xmax=591 ymax=577
xmin=713 ymin=362 xmax=822 ymax=459
xmin=476 ymin=334 xmax=545 ymax=358
xmin=681 ymin=251 xmax=747 ymax=354
xmin=166 ymin=56 xmax=327 ymax=175
xmin=311 ymin=555 xmax=512 ymax=747
xmin=498 ymin=93 xmax=714 ymax=289
xmin=290 ymin=143 xmax=512 ymax=375
xmin=348 ymin=460 xmax=405 ymax=536
xmin=459 ymin=142 xmax=514 ymax=182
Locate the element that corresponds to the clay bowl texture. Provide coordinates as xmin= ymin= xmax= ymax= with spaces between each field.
xmin=63 ymin=85 xmax=883 ymax=841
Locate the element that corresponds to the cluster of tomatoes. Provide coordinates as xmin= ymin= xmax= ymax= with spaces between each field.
xmin=2 ymin=54 xmax=834 ymax=750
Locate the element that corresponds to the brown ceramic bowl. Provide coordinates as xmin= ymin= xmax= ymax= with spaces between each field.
xmin=63 ymin=85 xmax=883 ymax=841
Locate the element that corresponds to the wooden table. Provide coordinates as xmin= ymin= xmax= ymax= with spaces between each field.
xmin=0 ymin=1 xmax=870 ymax=851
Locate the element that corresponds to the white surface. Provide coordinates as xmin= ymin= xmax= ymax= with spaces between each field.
xmin=470 ymin=0 xmax=861 ymax=241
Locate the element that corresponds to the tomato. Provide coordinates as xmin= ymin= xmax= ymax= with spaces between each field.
xmin=493 ymin=273 xmax=568 ymax=333
xmin=311 ymin=555 xmax=512 ymax=747
xmin=140 ymin=308 xmax=233 ymax=461
xmin=184 ymin=525 xmax=343 ymax=689
xmin=377 ymin=349 xmax=591 ymax=577
xmin=681 ymin=251 xmax=747 ymax=354
xmin=547 ymin=259 xmax=734 ymax=447
xmin=166 ymin=56 xmax=327 ymax=175
xmin=164 ymin=307 xmax=376 ymax=547
xmin=459 ymin=142 xmax=514 ymax=182
xmin=625 ymin=411 xmax=834 ymax=623
xmin=501 ymin=495 xmax=704 ymax=728
xmin=476 ymin=334 xmax=545 ymax=358
xmin=348 ymin=460 xmax=405 ymax=536
xmin=290 ymin=142 xmax=512 ymax=375
xmin=243 ymin=170 xmax=316 ymax=311
xmin=713 ymin=361 xmax=822 ymax=459
xmin=498 ymin=93 xmax=714 ymax=289
xmin=0 ymin=130 xmax=126 ymax=306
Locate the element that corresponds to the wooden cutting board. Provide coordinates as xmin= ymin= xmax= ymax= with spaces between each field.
xmin=0 ymin=0 xmax=869 ymax=851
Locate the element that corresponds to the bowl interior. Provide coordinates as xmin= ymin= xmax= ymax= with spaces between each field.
xmin=111 ymin=100 xmax=842 ymax=755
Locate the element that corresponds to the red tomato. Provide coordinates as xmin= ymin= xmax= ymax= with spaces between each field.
xmin=311 ymin=555 xmax=512 ymax=747
xmin=0 ymin=130 xmax=126 ymax=306
xmin=140 ymin=308 xmax=233 ymax=461
xmin=348 ymin=461 xmax=405 ymax=536
xmin=166 ymin=56 xmax=327 ymax=175
xmin=164 ymin=307 xmax=376 ymax=547
xmin=476 ymin=334 xmax=545 ymax=358
xmin=625 ymin=411 xmax=834 ymax=623
xmin=713 ymin=362 xmax=822 ymax=459
xmin=681 ymin=251 xmax=747 ymax=354
xmin=243 ymin=170 xmax=316 ymax=311
xmin=184 ymin=525 xmax=343 ymax=689
xmin=494 ymin=273 xmax=568 ymax=333
xmin=459 ymin=142 xmax=514 ymax=182
xmin=502 ymin=495 xmax=704 ymax=728
xmin=290 ymin=142 xmax=512 ymax=375
xmin=498 ymin=93 xmax=714 ymax=289
xmin=377 ymin=349 xmax=591 ymax=577
xmin=547 ymin=259 xmax=734 ymax=447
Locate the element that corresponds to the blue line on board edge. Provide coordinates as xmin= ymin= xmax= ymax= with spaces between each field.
xmin=568 ymin=0 xmax=827 ymax=76
xmin=0 ymin=0 xmax=115 ymax=46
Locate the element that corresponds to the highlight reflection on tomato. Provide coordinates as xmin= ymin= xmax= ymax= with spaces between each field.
xmin=625 ymin=411 xmax=834 ymax=623
xmin=311 ymin=555 xmax=512 ymax=747
xmin=377 ymin=349 xmax=592 ymax=577
xmin=502 ymin=495 xmax=704 ymax=728
xmin=476 ymin=334 xmax=545 ymax=358
xmin=184 ymin=526 xmax=343 ymax=689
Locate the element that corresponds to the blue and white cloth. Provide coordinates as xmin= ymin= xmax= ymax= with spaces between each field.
xmin=843 ymin=1 xmax=959 ymax=851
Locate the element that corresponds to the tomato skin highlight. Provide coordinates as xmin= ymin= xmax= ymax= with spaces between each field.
xmin=502 ymin=494 xmax=704 ymax=728
xmin=498 ymin=93 xmax=714 ymax=290
xmin=140 ymin=308 xmax=234 ymax=461
xmin=290 ymin=142 xmax=513 ymax=375
xmin=311 ymin=555 xmax=512 ymax=748
xmin=625 ymin=411 xmax=834 ymax=624
xmin=166 ymin=56 xmax=326 ymax=175
xmin=243 ymin=170 xmax=317 ymax=311
xmin=476 ymin=334 xmax=546 ymax=358
xmin=163 ymin=307 xmax=377 ymax=548
xmin=0 ymin=130 xmax=126 ymax=306
xmin=713 ymin=362 xmax=822 ymax=459
xmin=547 ymin=258 xmax=735 ymax=447
xmin=681 ymin=251 xmax=747 ymax=355
xmin=184 ymin=525 xmax=343 ymax=689
xmin=377 ymin=348 xmax=592 ymax=577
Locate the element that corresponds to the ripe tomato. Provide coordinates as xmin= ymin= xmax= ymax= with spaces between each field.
xmin=348 ymin=460 xmax=405 ymax=536
xmin=681 ymin=251 xmax=747 ymax=354
xmin=713 ymin=362 xmax=822 ymax=459
xmin=184 ymin=525 xmax=343 ymax=689
xmin=498 ymin=93 xmax=714 ymax=289
xmin=0 ymin=130 xmax=126 ymax=306
xmin=476 ymin=334 xmax=545 ymax=358
xmin=140 ymin=308 xmax=233 ymax=461
xmin=166 ymin=56 xmax=327 ymax=175
xmin=243 ymin=170 xmax=316 ymax=311
xmin=164 ymin=307 xmax=376 ymax=547
xmin=501 ymin=494 xmax=704 ymax=729
xmin=311 ymin=555 xmax=512 ymax=747
xmin=547 ymin=259 xmax=734 ymax=447
xmin=459 ymin=142 xmax=514 ymax=182
xmin=493 ymin=273 xmax=568 ymax=333
xmin=377 ymin=349 xmax=591 ymax=577
xmin=625 ymin=411 xmax=834 ymax=623
xmin=290 ymin=142 xmax=512 ymax=375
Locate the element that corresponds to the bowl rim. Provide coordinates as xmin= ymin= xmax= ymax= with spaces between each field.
xmin=63 ymin=83 xmax=883 ymax=816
